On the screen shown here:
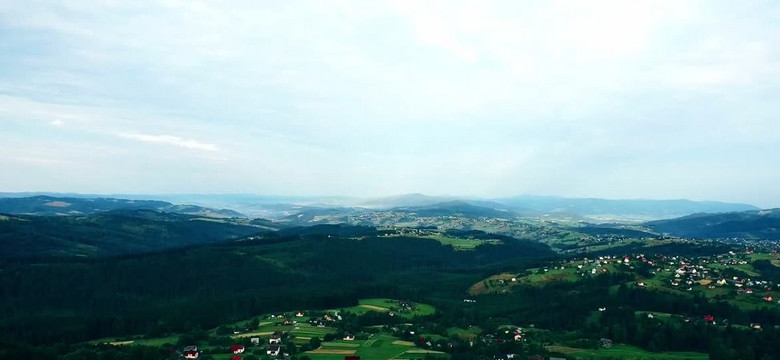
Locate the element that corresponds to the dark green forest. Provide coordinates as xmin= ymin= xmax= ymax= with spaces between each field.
xmin=2 ymin=212 xmax=780 ymax=359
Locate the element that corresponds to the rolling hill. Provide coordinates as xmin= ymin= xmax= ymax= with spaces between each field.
xmin=0 ymin=210 xmax=267 ymax=258
xmin=391 ymin=200 xmax=516 ymax=218
xmin=645 ymin=208 xmax=780 ymax=239
xmin=0 ymin=195 xmax=245 ymax=218
xmin=492 ymin=195 xmax=758 ymax=220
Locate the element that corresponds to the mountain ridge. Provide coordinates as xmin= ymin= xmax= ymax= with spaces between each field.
xmin=0 ymin=195 xmax=245 ymax=218
xmin=645 ymin=208 xmax=780 ymax=240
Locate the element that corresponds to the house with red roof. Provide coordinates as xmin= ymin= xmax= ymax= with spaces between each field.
xmin=231 ymin=344 xmax=245 ymax=354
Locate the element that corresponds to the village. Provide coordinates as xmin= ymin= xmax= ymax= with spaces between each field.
xmin=474 ymin=248 xmax=780 ymax=327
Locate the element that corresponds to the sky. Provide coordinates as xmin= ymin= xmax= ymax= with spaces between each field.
xmin=1 ymin=0 xmax=779 ymax=207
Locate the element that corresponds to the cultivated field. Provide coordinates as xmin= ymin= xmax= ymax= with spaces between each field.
xmin=547 ymin=344 xmax=708 ymax=359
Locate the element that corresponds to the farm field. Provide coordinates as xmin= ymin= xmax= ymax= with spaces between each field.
xmin=89 ymin=335 xmax=179 ymax=347
xmin=423 ymin=235 xmax=501 ymax=249
xmin=547 ymin=344 xmax=708 ymax=360
xmin=306 ymin=334 xmax=447 ymax=360
xmin=340 ymin=298 xmax=436 ymax=318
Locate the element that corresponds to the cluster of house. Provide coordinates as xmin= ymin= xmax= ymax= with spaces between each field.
xmin=307 ymin=312 xmax=342 ymax=327
xmin=395 ymin=299 xmax=418 ymax=313
xmin=561 ymin=251 xmax=780 ymax=305
xmin=245 ymin=331 xmax=284 ymax=357
xmin=645 ymin=253 xmax=779 ymax=303
xmin=178 ymin=310 xmax=330 ymax=359
xmin=179 ymin=344 xmax=248 ymax=359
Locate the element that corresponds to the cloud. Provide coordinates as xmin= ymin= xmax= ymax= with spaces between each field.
xmin=0 ymin=1 xmax=779 ymax=206
xmin=119 ymin=133 xmax=219 ymax=152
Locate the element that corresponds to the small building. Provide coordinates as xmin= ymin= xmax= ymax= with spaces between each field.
xmin=231 ymin=345 xmax=245 ymax=354
xmin=250 ymin=337 xmax=260 ymax=345
xmin=184 ymin=350 xmax=199 ymax=359
xmin=267 ymin=345 xmax=281 ymax=356
xmin=269 ymin=334 xmax=282 ymax=344
xmin=343 ymin=334 xmax=355 ymax=341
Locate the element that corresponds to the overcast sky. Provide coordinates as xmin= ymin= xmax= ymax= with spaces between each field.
xmin=1 ymin=0 xmax=779 ymax=207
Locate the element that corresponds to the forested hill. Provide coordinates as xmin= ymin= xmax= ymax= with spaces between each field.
xmin=0 ymin=195 xmax=245 ymax=218
xmin=645 ymin=208 xmax=780 ymax=239
xmin=493 ymin=196 xmax=758 ymax=219
xmin=0 ymin=225 xmax=554 ymax=346
xmin=391 ymin=200 xmax=516 ymax=218
xmin=0 ymin=210 xmax=268 ymax=258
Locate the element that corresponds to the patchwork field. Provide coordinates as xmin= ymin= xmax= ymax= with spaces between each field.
xmin=423 ymin=235 xmax=501 ymax=249
xmin=306 ymin=334 xmax=447 ymax=360
xmin=547 ymin=344 xmax=708 ymax=360
xmin=340 ymin=298 xmax=436 ymax=318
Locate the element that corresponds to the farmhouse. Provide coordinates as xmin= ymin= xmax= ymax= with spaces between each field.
xmin=267 ymin=345 xmax=280 ymax=356
xmin=231 ymin=344 xmax=245 ymax=354
xmin=269 ymin=333 xmax=282 ymax=344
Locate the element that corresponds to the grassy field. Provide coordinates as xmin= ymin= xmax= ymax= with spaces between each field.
xmin=446 ymin=326 xmax=482 ymax=340
xmin=423 ymin=235 xmax=501 ymax=250
xmin=233 ymin=321 xmax=337 ymax=343
xmin=547 ymin=344 xmax=708 ymax=360
xmin=340 ymin=298 xmax=436 ymax=318
xmin=90 ymin=335 xmax=179 ymax=347
xmin=306 ymin=334 xmax=448 ymax=360
xmin=470 ymin=266 xmax=589 ymax=295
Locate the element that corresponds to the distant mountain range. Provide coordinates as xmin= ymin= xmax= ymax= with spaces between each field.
xmin=390 ymin=200 xmax=515 ymax=219
xmin=356 ymin=194 xmax=757 ymax=220
xmin=0 ymin=192 xmax=761 ymax=221
xmin=645 ymin=208 xmax=780 ymax=240
xmin=0 ymin=195 xmax=245 ymax=218
xmin=491 ymin=195 xmax=758 ymax=220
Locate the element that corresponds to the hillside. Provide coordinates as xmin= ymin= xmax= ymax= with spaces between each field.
xmin=0 ymin=210 xmax=267 ymax=258
xmin=493 ymin=195 xmax=758 ymax=220
xmin=0 ymin=224 xmax=554 ymax=347
xmin=645 ymin=209 xmax=780 ymax=239
xmin=391 ymin=200 xmax=516 ymax=218
xmin=0 ymin=196 xmax=245 ymax=218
